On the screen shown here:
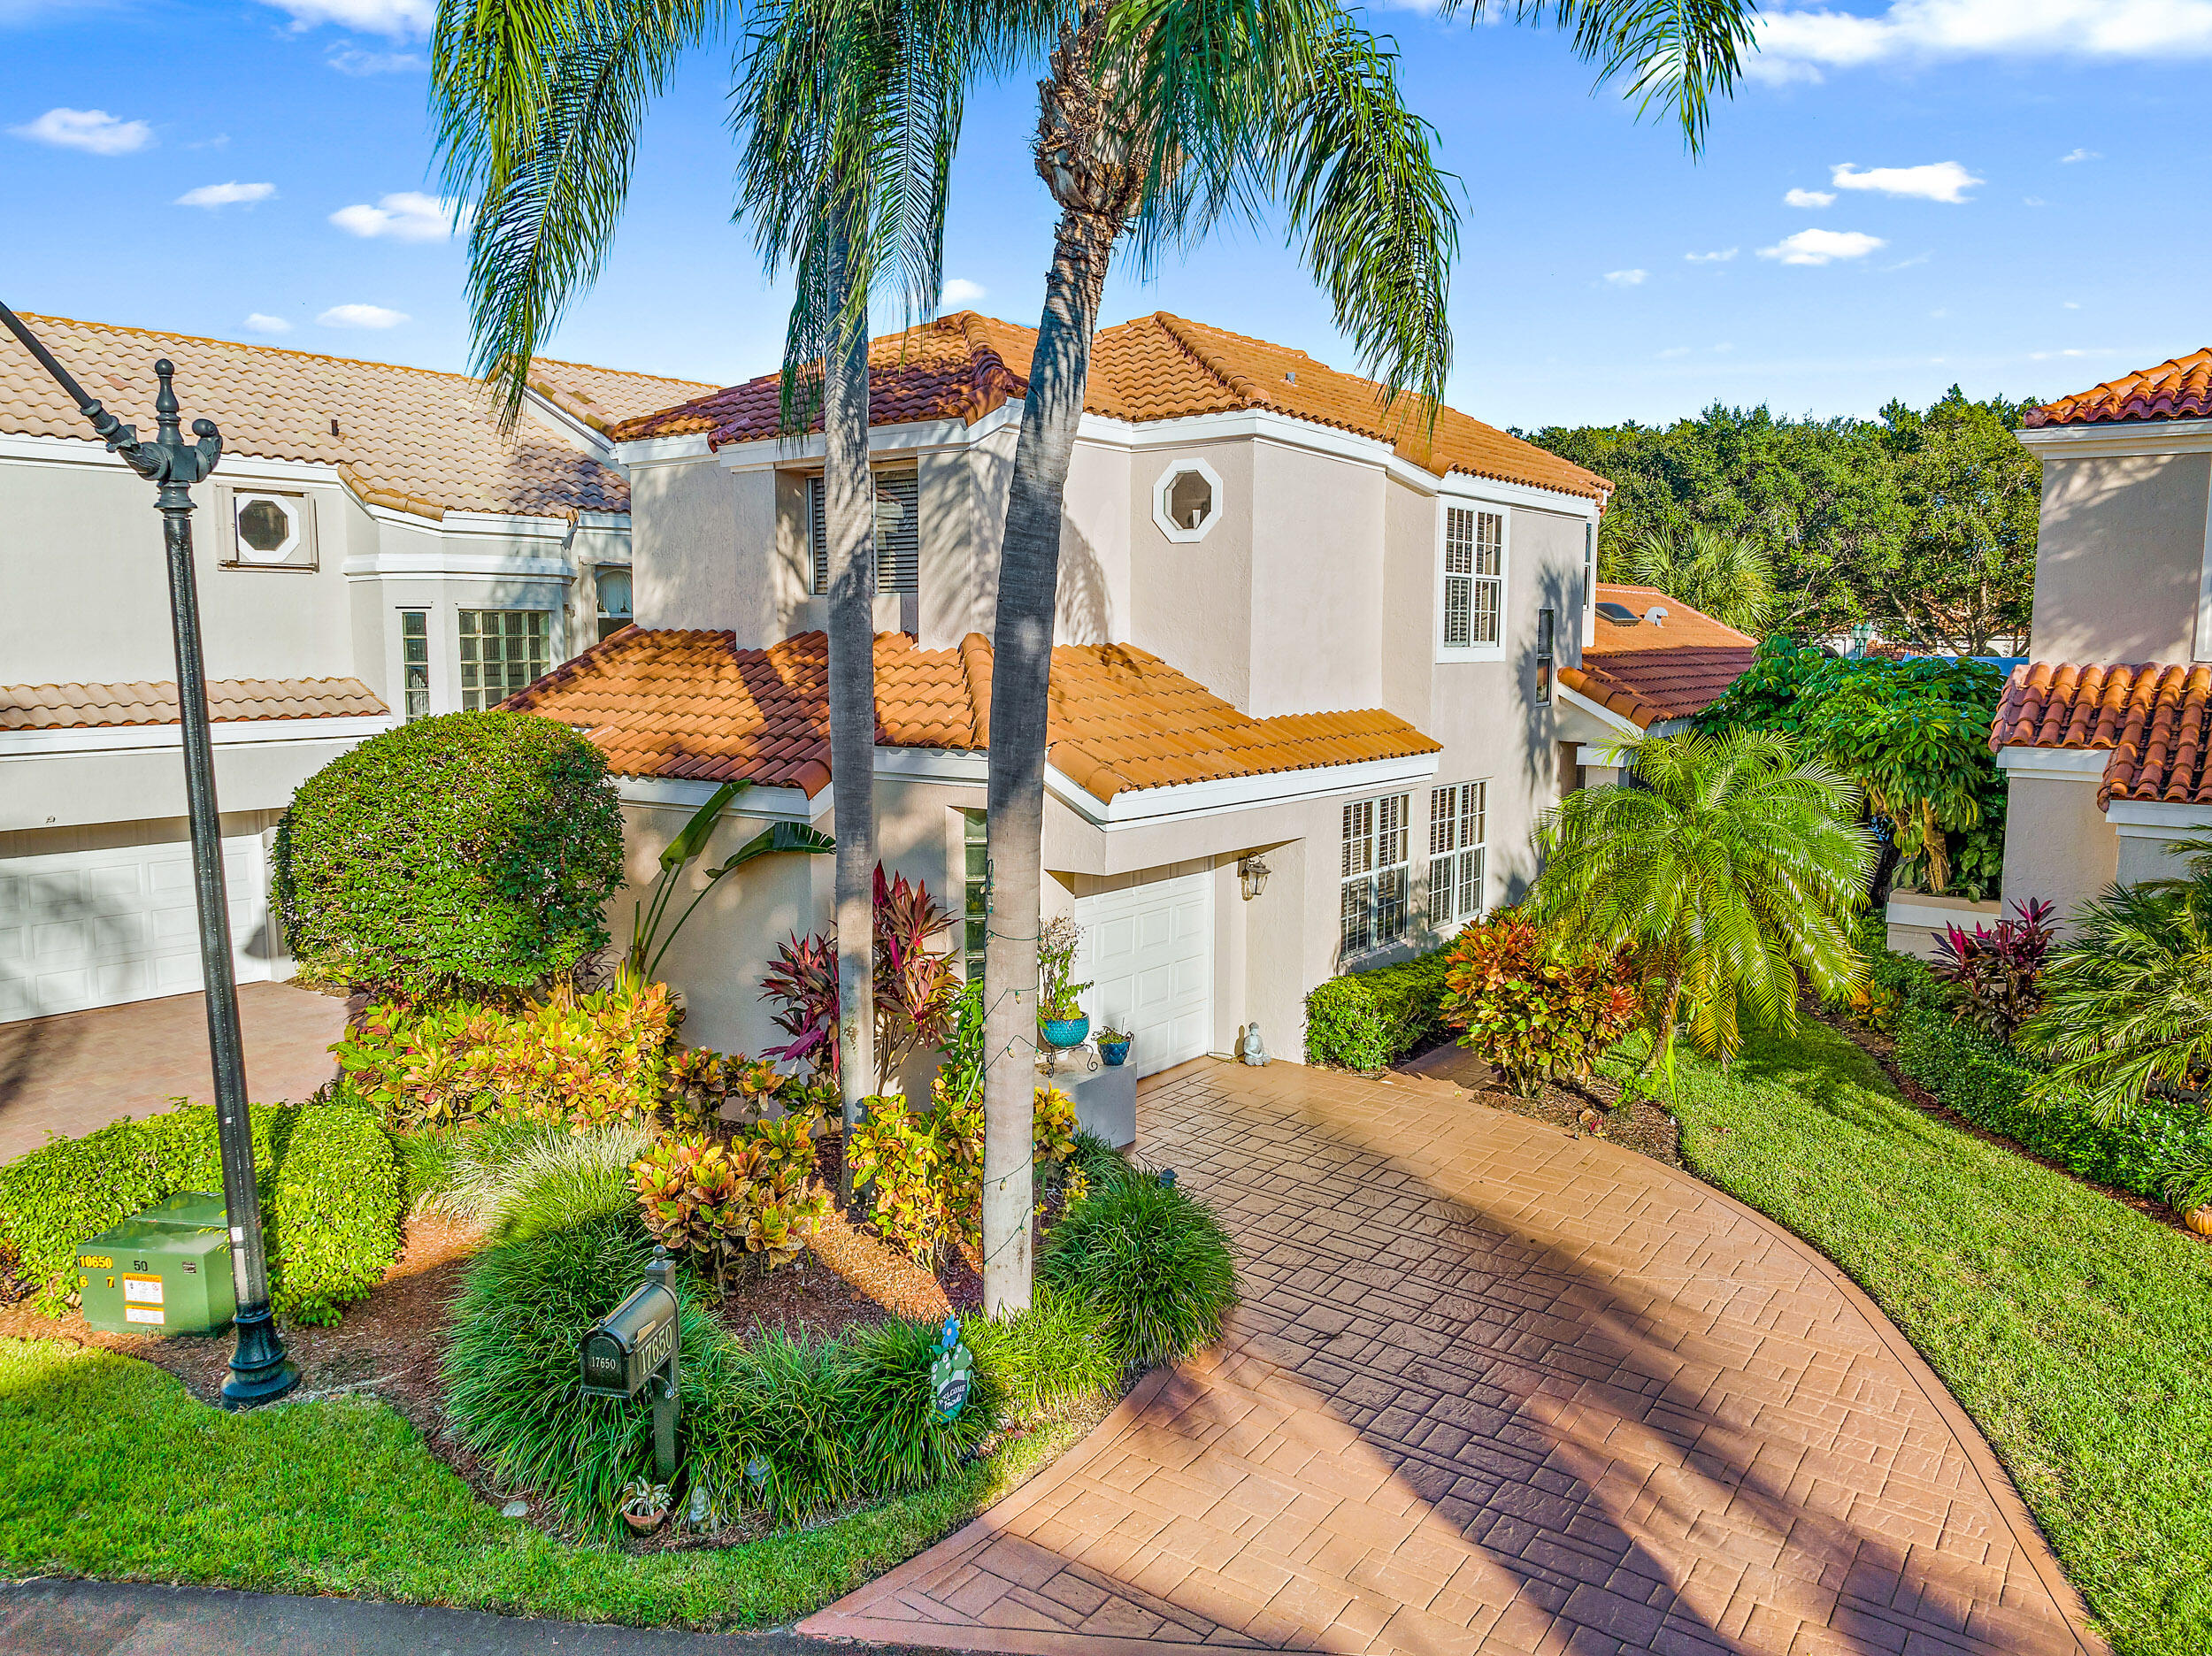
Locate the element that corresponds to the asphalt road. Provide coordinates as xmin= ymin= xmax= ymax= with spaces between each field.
xmin=0 ymin=1581 xmax=970 ymax=1656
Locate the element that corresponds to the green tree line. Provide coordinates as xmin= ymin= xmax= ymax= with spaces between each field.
xmin=1527 ymin=387 xmax=2042 ymax=655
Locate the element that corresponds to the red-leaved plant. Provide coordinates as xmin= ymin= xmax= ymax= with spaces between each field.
xmin=1440 ymin=912 xmax=1642 ymax=1100
xmin=759 ymin=867 xmax=957 ymax=1092
xmin=1930 ymin=897 xmax=2056 ymax=1043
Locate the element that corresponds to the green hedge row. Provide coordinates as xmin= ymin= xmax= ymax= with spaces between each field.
xmin=1303 ymin=947 xmax=1452 ymax=1069
xmin=1880 ymin=953 xmax=2212 ymax=1205
xmin=0 ymin=1099 xmax=403 ymax=1325
xmin=439 ymin=1131 xmax=1235 ymax=1536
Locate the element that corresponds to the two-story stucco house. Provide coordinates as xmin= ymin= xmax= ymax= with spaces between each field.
xmin=0 ymin=314 xmax=712 ymax=1022
xmin=503 ymin=311 xmax=1749 ymax=1073
xmin=1990 ymin=350 xmax=2212 ymax=925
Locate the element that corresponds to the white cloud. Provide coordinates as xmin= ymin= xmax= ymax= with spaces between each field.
xmin=1685 ymin=248 xmax=1739 ymax=263
xmin=2024 ymin=196 xmax=2048 ymax=206
xmin=257 ymin=0 xmax=431 ymax=37
xmin=939 ymin=277 xmax=987 ymax=306
xmin=1603 ymin=269 xmax=1647 ymax=287
xmin=1785 ymin=188 xmax=1835 ymax=208
xmin=1754 ymin=1 xmax=2212 ymax=77
xmin=326 ymin=42 xmax=425 ymax=73
xmin=329 ymin=190 xmax=467 ymax=242
xmin=1831 ymin=160 xmax=1982 ymax=203
xmin=176 ymin=180 xmax=274 ymax=208
xmin=2060 ymin=147 xmax=2101 ymax=163
xmin=10 ymin=106 xmax=150 ymax=154
xmin=1757 ymin=228 xmax=1886 ymax=265
xmin=2063 ymin=301 xmax=2080 ymax=309
xmin=317 ymin=303 xmax=408 ymax=328
xmin=243 ymin=313 xmax=294 ymax=335
xmin=1656 ymin=347 xmax=1693 ymax=358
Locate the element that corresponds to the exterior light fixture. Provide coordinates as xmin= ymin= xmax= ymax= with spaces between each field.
xmin=1238 ymin=855 xmax=1271 ymax=901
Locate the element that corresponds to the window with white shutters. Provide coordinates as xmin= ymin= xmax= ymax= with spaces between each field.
xmin=1427 ymin=780 xmax=1487 ymax=929
xmin=1340 ymin=793 xmax=1410 ymax=958
xmin=810 ymin=467 xmax=919 ymax=596
xmin=1440 ymin=505 xmax=1503 ymax=653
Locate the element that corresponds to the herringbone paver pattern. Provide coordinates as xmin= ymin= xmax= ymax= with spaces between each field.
xmin=803 ymin=1061 xmax=2101 ymax=1656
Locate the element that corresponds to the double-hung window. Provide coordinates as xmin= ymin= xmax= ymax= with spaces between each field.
xmin=1440 ymin=504 xmax=1504 ymax=656
xmin=1535 ymin=608 xmax=1555 ymax=705
xmin=399 ymin=610 xmax=431 ymax=721
xmin=1428 ymin=781 xmax=1487 ymax=928
xmin=810 ymin=467 xmax=920 ymax=596
xmin=457 ymin=610 xmax=549 ymax=710
xmin=1340 ymin=793 xmax=1410 ymax=958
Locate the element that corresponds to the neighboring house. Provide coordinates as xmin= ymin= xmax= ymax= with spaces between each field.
xmin=1992 ymin=349 xmax=2212 ymax=925
xmin=0 ymin=313 xmax=712 ymax=1022
xmin=511 ymin=309 xmax=1686 ymax=1072
xmin=1554 ymin=584 xmax=1760 ymax=783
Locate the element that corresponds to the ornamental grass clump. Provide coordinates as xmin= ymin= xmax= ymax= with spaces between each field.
xmin=1039 ymin=1172 xmax=1236 ymax=1368
xmin=1439 ymin=913 xmax=1641 ymax=1099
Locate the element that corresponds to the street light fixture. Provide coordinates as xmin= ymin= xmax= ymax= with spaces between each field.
xmin=1 ymin=303 xmax=297 ymax=1407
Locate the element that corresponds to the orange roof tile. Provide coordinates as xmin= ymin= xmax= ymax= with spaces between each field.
xmin=1557 ymin=585 xmax=1758 ymax=729
xmin=616 ymin=310 xmax=1609 ymax=502
xmin=2 ymin=676 xmax=387 ymax=731
xmin=2024 ymin=349 xmax=2212 ymax=428
xmin=503 ymin=627 xmax=1440 ymax=803
xmin=0 ymin=314 xmax=710 ymax=518
xmin=1990 ymin=659 xmax=2212 ymax=808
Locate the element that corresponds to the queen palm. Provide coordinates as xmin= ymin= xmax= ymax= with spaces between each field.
xmin=1622 ymin=523 xmax=1775 ymax=635
xmin=1527 ymin=730 xmax=1875 ymax=1078
xmin=974 ymin=0 xmax=1762 ymax=1311
xmin=430 ymin=0 xmax=1039 ymax=1180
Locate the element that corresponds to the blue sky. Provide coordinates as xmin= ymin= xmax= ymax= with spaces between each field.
xmin=4 ymin=0 xmax=2208 ymax=429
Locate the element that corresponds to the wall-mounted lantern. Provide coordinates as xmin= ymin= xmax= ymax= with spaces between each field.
xmin=1238 ymin=855 xmax=1271 ymax=901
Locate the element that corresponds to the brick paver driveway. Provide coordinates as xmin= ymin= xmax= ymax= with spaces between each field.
xmin=804 ymin=1059 xmax=2101 ymax=1656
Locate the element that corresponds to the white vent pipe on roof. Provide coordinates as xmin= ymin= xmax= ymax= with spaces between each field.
xmin=1643 ymin=605 xmax=1668 ymax=627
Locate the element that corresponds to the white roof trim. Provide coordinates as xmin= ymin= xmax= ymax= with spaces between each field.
xmin=2016 ymin=416 xmax=2212 ymax=459
xmin=1995 ymin=744 xmax=2108 ymax=780
xmin=2108 ymin=799 xmax=2212 ymax=837
xmin=1556 ymin=680 xmax=1647 ymax=739
xmin=0 ymin=713 xmax=394 ymax=759
xmin=1045 ymin=749 xmax=1440 ymax=830
xmin=613 ymin=774 xmax=826 ymax=824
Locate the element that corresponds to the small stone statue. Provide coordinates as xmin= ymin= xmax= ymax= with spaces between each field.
xmin=1240 ymin=1023 xmax=1270 ymax=1066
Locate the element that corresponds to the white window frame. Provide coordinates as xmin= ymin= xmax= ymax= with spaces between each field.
xmin=595 ymin=564 xmax=634 ymax=641
xmin=1340 ymin=792 xmax=1411 ymax=960
xmin=398 ymin=609 xmax=432 ymax=722
xmin=1428 ymin=780 xmax=1488 ymax=930
xmin=457 ymin=608 xmax=551 ymax=711
xmin=1583 ymin=519 xmax=1597 ymax=647
xmin=1151 ymin=456 xmax=1224 ymax=544
xmin=1434 ymin=496 xmax=1508 ymax=663
xmin=215 ymin=485 xmax=319 ymax=571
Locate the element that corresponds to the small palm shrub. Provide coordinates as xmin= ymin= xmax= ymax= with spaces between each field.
xmin=1930 ymin=898 xmax=2055 ymax=1042
xmin=1039 ymin=1172 xmax=1237 ymax=1368
xmin=275 ymin=710 xmax=624 ymax=999
xmin=1439 ymin=912 xmax=1642 ymax=1098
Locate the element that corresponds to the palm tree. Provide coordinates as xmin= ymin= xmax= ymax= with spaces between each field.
xmin=2024 ymin=840 xmax=2212 ymax=1127
xmin=1527 ymin=729 xmax=1874 ymax=1078
xmin=1621 ymin=523 xmax=1774 ymax=634
xmin=429 ymin=0 xmax=1032 ymax=1184
xmin=974 ymin=0 xmax=1762 ymax=1311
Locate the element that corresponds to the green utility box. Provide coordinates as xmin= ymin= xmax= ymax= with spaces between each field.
xmin=77 ymin=1192 xmax=236 ymax=1337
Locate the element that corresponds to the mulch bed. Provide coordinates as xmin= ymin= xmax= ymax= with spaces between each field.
xmin=1390 ymin=1037 xmax=1684 ymax=1168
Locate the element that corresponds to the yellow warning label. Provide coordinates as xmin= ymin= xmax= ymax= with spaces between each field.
xmin=124 ymin=1306 xmax=165 ymax=1325
xmin=122 ymin=1274 xmax=164 ymax=1305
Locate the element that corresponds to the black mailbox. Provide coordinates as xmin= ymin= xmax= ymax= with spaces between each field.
xmin=580 ymin=1278 xmax=679 ymax=1399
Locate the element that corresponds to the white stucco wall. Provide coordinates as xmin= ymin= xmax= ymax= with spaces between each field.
xmin=2031 ymin=450 xmax=2207 ymax=664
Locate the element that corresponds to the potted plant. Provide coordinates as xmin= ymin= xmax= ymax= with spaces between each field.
xmin=620 ymin=1477 xmax=672 ymax=1535
xmin=1035 ymin=916 xmax=1093 ymax=1050
xmin=1095 ymin=1025 xmax=1133 ymax=1067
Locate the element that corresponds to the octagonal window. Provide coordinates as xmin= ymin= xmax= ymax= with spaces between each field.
xmin=1151 ymin=457 xmax=1223 ymax=543
xmin=228 ymin=491 xmax=312 ymax=568
xmin=238 ymin=497 xmax=293 ymax=554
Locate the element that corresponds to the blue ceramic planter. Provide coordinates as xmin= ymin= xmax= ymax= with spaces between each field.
xmin=1040 ymin=1016 xmax=1091 ymax=1050
xmin=1098 ymin=1039 xmax=1132 ymax=1067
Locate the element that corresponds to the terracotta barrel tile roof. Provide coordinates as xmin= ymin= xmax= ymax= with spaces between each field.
xmin=1558 ymin=584 xmax=1759 ymax=729
xmin=2024 ymin=348 xmax=2212 ymax=428
xmin=503 ymin=627 xmax=1439 ymax=803
xmin=1991 ymin=659 xmax=2212 ymax=807
xmin=2 ymin=677 xmax=388 ymax=731
xmin=615 ymin=310 xmax=1609 ymax=502
xmin=1 ymin=313 xmax=712 ymax=519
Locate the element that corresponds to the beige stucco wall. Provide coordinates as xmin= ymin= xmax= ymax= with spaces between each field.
xmin=2032 ymin=451 xmax=2207 ymax=663
xmin=1998 ymin=772 xmax=2119 ymax=930
xmin=1127 ymin=437 xmax=1256 ymax=709
xmin=2117 ymin=824 xmax=2212 ymax=887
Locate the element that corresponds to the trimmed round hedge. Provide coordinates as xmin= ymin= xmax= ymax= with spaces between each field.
xmin=275 ymin=711 xmax=624 ymax=998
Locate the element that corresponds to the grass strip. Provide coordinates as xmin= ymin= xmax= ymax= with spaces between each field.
xmin=1628 ymin=1021 xmax=2212 ymax=1656
xmin=0 ymin=1337 xmax=1086 ymax=1630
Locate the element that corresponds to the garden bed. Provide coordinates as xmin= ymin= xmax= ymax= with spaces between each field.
xmin=1391 ymin=1036 xmax=1684 ymax=1167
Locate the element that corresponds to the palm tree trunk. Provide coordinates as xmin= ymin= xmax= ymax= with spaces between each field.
xmin=822 ymin=232 xmax=877 ymax=1201
xmin=979 ymin=202 xmax=1118 ymax=1315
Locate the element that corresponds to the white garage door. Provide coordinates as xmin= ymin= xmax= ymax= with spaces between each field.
xmin=1074 ymin=869 xmax=1214 ymax=1078
xmin=0 ymin=832 xmax=275 ymax=1024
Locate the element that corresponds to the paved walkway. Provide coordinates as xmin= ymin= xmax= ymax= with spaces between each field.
xmin=0 ymin=982 xmax=345 ymax=1160
xmin=805 ymin=1059 xmax=2101 ymax=1656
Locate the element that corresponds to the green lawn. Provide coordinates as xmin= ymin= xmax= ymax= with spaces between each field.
xmin=0 ymin=1337 xmax=1087 ymax=1629
xmin=1636 ymin=1020 xmax=2212 ymax=1656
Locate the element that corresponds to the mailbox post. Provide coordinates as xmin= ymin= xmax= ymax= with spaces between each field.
xmin=580 ymin=1247 xmax=680 ymax=1485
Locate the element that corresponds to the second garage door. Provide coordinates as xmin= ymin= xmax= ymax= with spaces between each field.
xmin=1073 ymin=869 xmax=1213 ymax=1078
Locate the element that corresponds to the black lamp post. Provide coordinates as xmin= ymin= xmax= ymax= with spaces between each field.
xmin=2 ymin=303 xmax=296 ymax=1407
